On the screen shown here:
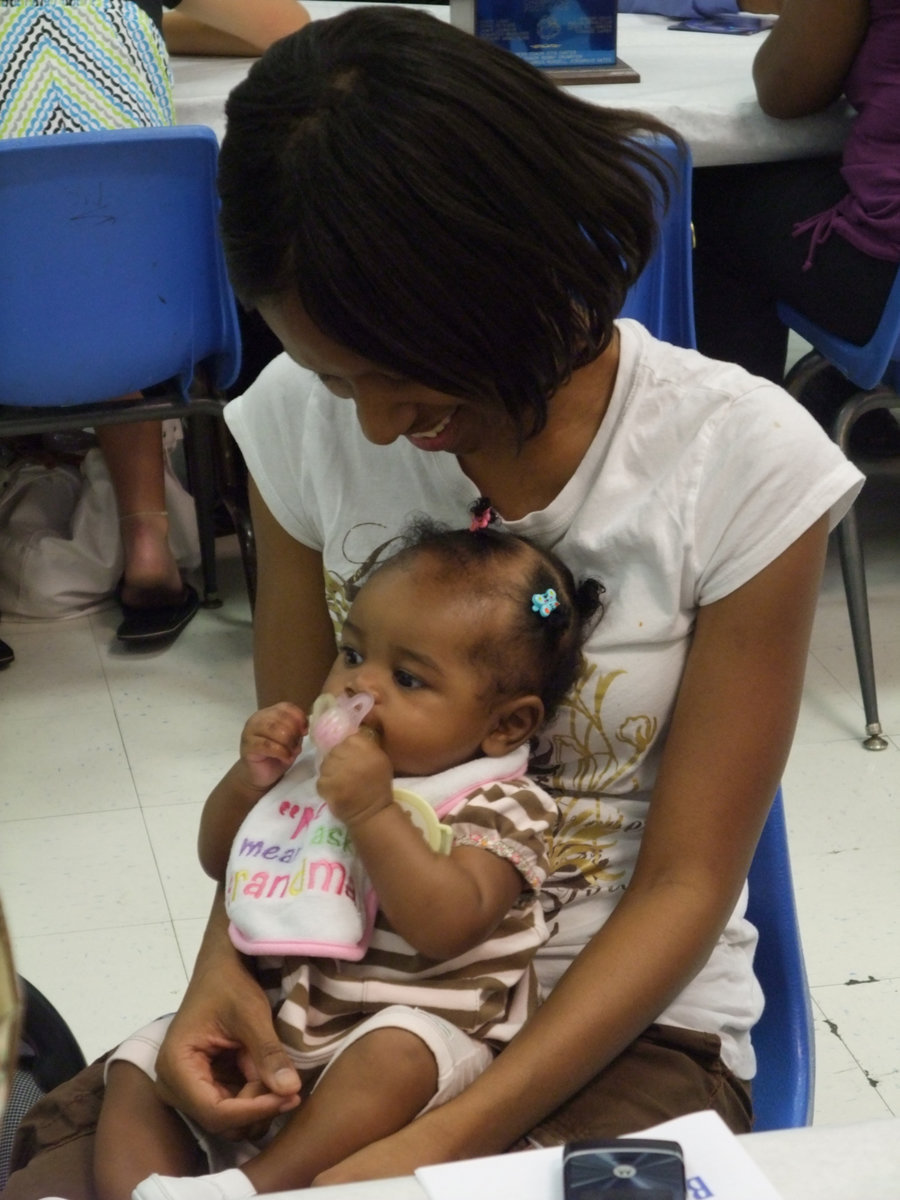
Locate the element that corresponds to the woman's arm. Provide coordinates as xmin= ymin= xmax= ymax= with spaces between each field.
xmin=164 ymin=0 xmax=309 ymax=57
xmin=753 ymin=0 xmax=868 ymax=118
xmin=314 ymin=515 xmax=830 ymax=1183
xmin=249 ymin=477 xmax=338 ymax=709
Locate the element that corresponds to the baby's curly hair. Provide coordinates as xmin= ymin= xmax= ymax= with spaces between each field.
xmin=378 ymin=503 xmax=604 ymax=723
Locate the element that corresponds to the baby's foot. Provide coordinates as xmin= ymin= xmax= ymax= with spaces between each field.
xmin=132 ymin=1168 xmax=256 ymax=1200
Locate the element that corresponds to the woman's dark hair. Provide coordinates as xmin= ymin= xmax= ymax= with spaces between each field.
xmin=379 ymin=506 xmax=603 ymax=723
xmin=218 ymin=7 xmax=681 ymax=441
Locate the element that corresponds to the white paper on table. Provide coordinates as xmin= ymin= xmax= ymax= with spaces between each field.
xmin=415 ymin=1109 xmax=784 ymax=1200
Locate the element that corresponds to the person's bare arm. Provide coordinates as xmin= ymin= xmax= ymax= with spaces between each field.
xmin=164 ymin=0 xmax=309 ymax=57
xmin=753 ymin=0 xmax=868 ymax=117
xmin=162 ymin=14 xmax=261 ymax=57
xmin=249 ymin=477 xmax=338 ymax=709
xmin=313 ymin=515 xmax=829 ymax=1184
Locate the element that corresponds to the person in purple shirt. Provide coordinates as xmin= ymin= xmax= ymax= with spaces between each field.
xmin=691 ymin=0 xmax=900 ymax=452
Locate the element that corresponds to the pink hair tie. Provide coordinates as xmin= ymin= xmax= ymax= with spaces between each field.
xmin=469 ymin=497 xmax=497 ymax=532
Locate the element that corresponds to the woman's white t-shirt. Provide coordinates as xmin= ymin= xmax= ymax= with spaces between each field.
xmin=225 ymin=319 xmax=863 ymax=1077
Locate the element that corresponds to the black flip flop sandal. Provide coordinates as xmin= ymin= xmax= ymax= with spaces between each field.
xmin=116 ymin=582 xmax=200 ymax=646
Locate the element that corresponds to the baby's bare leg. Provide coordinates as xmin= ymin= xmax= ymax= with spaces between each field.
xmin=242 ymin=1027 xmax=438 ymax=1194
xmin=95 ymin=1061 xmax=205 ymax=1200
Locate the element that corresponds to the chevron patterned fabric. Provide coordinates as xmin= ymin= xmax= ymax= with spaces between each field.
xmin=0 ymin=0 xmax=174 ymax=136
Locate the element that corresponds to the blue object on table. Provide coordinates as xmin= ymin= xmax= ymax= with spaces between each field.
xmin=779 ymin=270 xmax=900 ymax=750
xmin=620 ymin=134 xmax=696 ymax=349
xmin=0 ymin=125 xmax=242 ymax=605
xmin=746 ymin=788 xmax=816 ymax=1131
xmin=472 ymin=0 xmax=618 ymax=70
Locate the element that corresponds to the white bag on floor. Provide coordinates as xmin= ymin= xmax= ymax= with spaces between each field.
xmin=0 ymin=445 xmax=200 ymax=620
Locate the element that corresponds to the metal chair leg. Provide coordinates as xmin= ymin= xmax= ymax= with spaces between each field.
xmin=833 ymin=393 xmax=891 ymax=750
xmin=835 ymin=506 xmax=888 ymax=750
xmin=784 ymin=350 xmax=831 ymax=400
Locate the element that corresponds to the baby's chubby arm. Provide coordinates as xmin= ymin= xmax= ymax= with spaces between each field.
xmin=198 ymin=702 xmax=309 ymax=880
xmin=318 ymin=734 xmax=524 ymax=960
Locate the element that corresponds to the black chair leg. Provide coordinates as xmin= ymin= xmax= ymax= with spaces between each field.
xmin=229 ymin=502 xmax=257 ymax=613
xmin=216 ymin=423 xmax=257 ymax=612
xmin=184 ymin=414 xmax=222 ymax=608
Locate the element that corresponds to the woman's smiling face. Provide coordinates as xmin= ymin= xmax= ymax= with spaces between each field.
xmin=257 ymin=292 xmax=517 ymax=458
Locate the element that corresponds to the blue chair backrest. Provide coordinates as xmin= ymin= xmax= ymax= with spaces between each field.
xmin=0 ymin=125 xmax=240 ymax=407
xmin=777 ymin=265 xmax=900 ymax=392
xmin=620 ymin=135 xmax=696 ymax=350
xmin=746 ymin=788 xmax=815 ymax=1131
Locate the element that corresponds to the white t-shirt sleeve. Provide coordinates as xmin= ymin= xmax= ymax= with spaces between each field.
xmin=224 ymin=353 xmax=329 ymax=551
xmin=689 ymin=379 xmax=863 ymax=606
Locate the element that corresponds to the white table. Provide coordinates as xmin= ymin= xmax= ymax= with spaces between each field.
xmin=170 ymin=7 xmax=851 ymax=168
xmin=259 ymin=1117 xmax=900 ymax=1200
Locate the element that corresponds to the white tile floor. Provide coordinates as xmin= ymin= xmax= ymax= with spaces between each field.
xmin=1 ymin=479 xmax=898 ymax=1128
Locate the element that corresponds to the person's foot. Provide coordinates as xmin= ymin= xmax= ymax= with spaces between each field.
xmin=132 ymin=1167 xmax=257 ymax=1200
xmin=115 ymin=511 xmax=200 ymax=646
xmin=0 ymin=637 xmax=13 ymax=668
xmin=116 ymin=581 xmax=200 ymax=646
xmin=118 ymin=511 xmax=185 ymax=608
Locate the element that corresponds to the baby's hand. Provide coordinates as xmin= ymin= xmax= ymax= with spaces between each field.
xmin=240 ymin=702 xmax=308 ymax=791
xmin=316 ymin=730 xmax=393 ymax=828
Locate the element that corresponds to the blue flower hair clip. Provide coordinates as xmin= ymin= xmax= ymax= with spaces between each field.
xmin=532 ymin=589 xmax=559 ymax=618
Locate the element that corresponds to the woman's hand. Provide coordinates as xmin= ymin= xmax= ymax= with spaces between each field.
xmin=154 ymin=891 xmax=301 ymax=1137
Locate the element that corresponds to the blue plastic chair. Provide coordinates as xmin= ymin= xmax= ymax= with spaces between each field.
xmin=0 ymin=124 xmax=242 ymax=604
xmin=779 ymin=269 xmax=900 ymax=392
xmin=745 ymin=788 xmax=815 ymax=1131
xmin=779 ymin=275 xmax=900 ymax=751
xmin=620 ymin=136 xmax=696 ymax=350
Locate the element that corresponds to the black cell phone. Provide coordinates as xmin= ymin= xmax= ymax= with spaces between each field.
xmin=562 ymin=1137 xmax=686 ymax=1200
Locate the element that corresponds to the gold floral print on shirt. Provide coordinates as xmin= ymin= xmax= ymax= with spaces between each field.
xmin=535 ymin=659 xmax=659 ymax=796
xmin=323 ymin=526 xmax=403 ymax=633
xmin=534 ymin=657 xmax=658 ymax=909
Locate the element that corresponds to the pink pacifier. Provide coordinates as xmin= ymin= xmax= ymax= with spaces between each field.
xmin=309 ymin=692 xmax=375 ymax=766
